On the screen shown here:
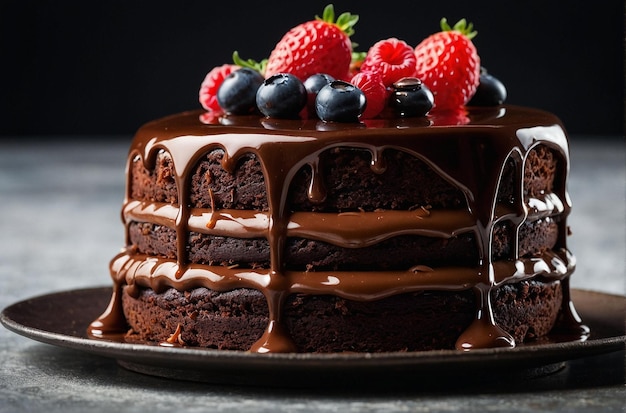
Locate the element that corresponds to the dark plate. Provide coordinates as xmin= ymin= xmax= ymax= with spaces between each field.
xmin=1 ymin=287 xmax=624 ymax=388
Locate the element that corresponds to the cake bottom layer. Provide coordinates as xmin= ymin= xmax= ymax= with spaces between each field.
xmin=122 ymin=280 xmax=563 ymax=352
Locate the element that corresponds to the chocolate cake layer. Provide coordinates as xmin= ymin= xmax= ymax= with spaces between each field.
xmin=129 ymin=144 xmax=561 ymax=212
xmin=127 ymin=217 xmax=559 ymax=270
xmin=122 ymin=280 xmax=563 ymax=352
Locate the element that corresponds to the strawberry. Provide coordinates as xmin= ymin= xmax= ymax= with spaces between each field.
xmin=265 ymin=4 xmax=358 ymax=81
xmin=413 ymin=18 xmax=480 ymax=111
xmin=199 ymin=63 xmax=239 ymax=112
xmin=350 ymin=71 xmax=387 ymax=119
xmin=360 ymin=38 xmax=417 ymax=87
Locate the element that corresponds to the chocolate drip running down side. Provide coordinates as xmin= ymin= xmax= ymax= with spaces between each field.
xmin=88 ymin=105 xmax=587 ymax=352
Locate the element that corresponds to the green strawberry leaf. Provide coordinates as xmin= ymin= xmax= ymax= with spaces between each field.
xmin=316 ymin=4 xmax=359 ymax=37
xmin=440 ymin=17 xmax=477 ymax=40
xmin=232 ymin=51 xmax=268 ymax=75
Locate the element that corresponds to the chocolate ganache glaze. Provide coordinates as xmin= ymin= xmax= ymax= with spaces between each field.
xmin=88 ymin=105 xmax=588 ymax=352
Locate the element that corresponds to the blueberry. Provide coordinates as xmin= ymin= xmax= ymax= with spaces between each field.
xmin=304 ymin=73 xmax=335 ymax=95
xmin=256 ymin=73 xmax=307 ymax=118
xmin=217 ymin=68 xmax=264 ymax=115
xmin=303 ymin=73 xmax=335 ymax=115
xmin=468 ymin=69 xmax=507 ymax=106
xmin=389 ymin=77 xmax=434 ymax=117
xmin=315 ymin=80 xmax=366 ymax=122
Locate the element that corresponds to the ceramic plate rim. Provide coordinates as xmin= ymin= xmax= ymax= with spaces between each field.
xmin=1 ymin=286 xmax=624 ymax=381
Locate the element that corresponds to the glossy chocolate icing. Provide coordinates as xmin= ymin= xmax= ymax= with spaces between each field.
xmin=88 ymin=105 xmax=587 ymax=352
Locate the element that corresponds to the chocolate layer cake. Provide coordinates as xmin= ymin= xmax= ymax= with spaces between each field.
xmin=88 ymin=105 xmax=587 ymax=352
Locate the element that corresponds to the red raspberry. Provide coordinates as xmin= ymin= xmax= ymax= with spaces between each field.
xmin=350 ymin=71 xmax=387 ymax=119
xmin=359 ymin=38 xmax=417 ymax=87
xmin=199 ymin=64 xmax=239 ymax=112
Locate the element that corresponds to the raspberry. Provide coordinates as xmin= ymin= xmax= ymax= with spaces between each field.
xmin=199 ymin=64 xmax=239 ymax=112
xmin=350 ymin=71 xmax=387 ymax=119
xmin=359 ymin=38 xmax=417 ymax=87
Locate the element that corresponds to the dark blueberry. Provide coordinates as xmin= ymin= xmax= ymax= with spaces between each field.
xmin=304 ymin=73 xmax=336 ymax=95
xmin=389 ymin=77 xmax=434 ymax=117
xmin=303 ymin=73 xmax=335 ymax=115
xmin=217 ymin=68 xmax=264 ymax=115
xmin=256 ymin=73 xmax=307 ymax=118
xmin=468 ymin=69 xmax=507 ymax=106
xmin=315 ymin=80 xmax=366 ymax=122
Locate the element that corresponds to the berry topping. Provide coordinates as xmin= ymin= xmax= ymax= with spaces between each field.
xmin=467 ymin=68 xmax=507 ymax=106
xmin=198 ymin=6 xmax=506 ymax=122
xmin=389 ymin=77 xmax=434 ymax=117
xmin=315 ymin=80 xmax=366 ymax=122
xmin=232 ymin=50 xmax=267 ymax=74
xmin=414 ymin=18 xmax=481 ymax=111
xmin=360 ymin=38 xmax=417 ymax=87
xmin=199 ymin=64 xmax=239 ymax=112
xmin=265 ymin=4 xmax=358 ymax=81
xmin=350 ymin=71 xmax=387 ymax=119
xmin=216 ymin=68 xmax=265 ymax=115
xmin=256 ymin=73 xmax=308 ymax=118
xmin=303 ymin=73 xmax=336 ymax=115
xmin=304 ymin=73 xmax=336 ymax=96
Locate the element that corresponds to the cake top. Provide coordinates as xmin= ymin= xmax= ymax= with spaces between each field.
xmin=197 ymin=4 xmax=509 ymax=124
xmin=150 ymin=105 xmax=561 ymax=135
xmin=135 ymin=104 xmax=567 ymax=166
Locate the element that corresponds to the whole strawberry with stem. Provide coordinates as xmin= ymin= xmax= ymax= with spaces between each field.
xmin=265 ymin=4 xmax=358 ymax=81
xmin=414 ymin=18 xmax=480 ymax=111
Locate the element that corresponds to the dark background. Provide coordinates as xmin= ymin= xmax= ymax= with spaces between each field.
xmin=1 ymin=0 xmax=623 ymax=137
